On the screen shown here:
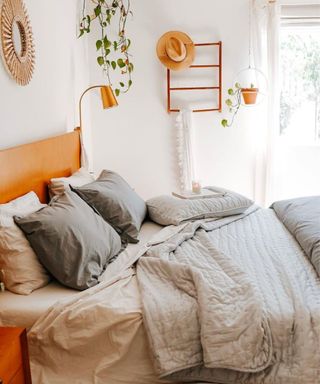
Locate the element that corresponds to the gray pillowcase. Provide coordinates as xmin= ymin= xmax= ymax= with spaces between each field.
xmin=147 ymin=188 xmax=254 ymax=226
xmin=14 ymin=192 xmax=121 ymax=291
xmin=72 ymin=170 xmax=147 ymax=244
xmin=272 ymin=196 xmax=320 ymax=277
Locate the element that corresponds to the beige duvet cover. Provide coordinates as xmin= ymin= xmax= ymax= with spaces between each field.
xmin=28 ymin=221 xmax=170 ymax=384
xmin=29 ymin=268 xmax=169 ymax=384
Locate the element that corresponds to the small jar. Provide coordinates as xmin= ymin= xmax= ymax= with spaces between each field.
xmin=192 ymin=180 xmax=202 ymax=194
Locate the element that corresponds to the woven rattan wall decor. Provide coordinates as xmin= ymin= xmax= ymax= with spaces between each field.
xmin=0 ymin=0 xmax=35 ymax=85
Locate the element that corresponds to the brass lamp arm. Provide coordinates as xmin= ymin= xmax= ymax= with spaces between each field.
xmin=78 ymin=85 xmax=107 ymax=134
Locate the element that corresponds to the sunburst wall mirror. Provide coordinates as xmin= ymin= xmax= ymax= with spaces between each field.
xmin=0 ymin=0 xmax=35 ymax=85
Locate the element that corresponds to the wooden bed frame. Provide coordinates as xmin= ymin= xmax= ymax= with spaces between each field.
xmin=0 ymin=129 xmax=81 ymax=204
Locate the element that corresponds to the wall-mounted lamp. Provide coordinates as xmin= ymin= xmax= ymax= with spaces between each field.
xmin=77 ymin=85 xmax=118 ymax=168
xmin=78 ymin=85 xmax=118 ymax=133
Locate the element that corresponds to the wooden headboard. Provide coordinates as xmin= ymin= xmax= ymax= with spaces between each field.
xmin=0 ymin=129 xmax=81 ymax=204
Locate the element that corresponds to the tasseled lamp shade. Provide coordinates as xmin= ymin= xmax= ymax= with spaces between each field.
xmin=100 ymin=86 xmax=118 ymax=109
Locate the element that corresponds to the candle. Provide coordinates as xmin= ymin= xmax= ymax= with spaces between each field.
xmin=192 ymin=180 xmax=202 ymax=194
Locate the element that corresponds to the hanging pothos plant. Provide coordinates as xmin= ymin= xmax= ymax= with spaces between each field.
xmin=221 ymin=83 xmax=258 ymax=127
xmin=79 ymin=0 xmax=133 ymax=97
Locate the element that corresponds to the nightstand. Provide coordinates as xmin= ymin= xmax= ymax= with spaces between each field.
xmin=0 ymin=327 xmax=32 ymax=384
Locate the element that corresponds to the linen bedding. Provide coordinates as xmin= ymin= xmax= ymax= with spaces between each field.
xmin=0 ymin=221 xmax=161 ymax=329
xmin=138 ymin=206 xmax=320 ymax=383
xmin=26 ymin=201 xmax=320 ymax=384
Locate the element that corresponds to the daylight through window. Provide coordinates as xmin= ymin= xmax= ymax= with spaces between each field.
xmin=280 ymin=7 xmax=320 ymax=144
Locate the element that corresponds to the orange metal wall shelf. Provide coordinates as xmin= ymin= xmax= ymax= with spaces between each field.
xmin=167 ymin=41 xmax=222 ymax=113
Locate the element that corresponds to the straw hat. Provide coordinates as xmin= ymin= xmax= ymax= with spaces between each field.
xmin=156 ymin=31 xmax=195 ymax=71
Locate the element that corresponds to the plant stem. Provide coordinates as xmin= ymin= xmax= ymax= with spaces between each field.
xmin=80 ymin=0 xmax=134 ymax=94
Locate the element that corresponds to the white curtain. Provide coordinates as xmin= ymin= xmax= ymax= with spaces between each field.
xmin=252 ymin=0 xmax=281 ymax=206
xmin=175 ymin=109 xmax=196 ymax=192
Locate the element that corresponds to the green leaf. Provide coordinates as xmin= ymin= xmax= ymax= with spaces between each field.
xmin=104 ymin=37 xmax=111 ymax=49
xmin=235 ymin=82 xmax=241 ymax=89
xmin=78 ymin=29 xmax=84 ymax=38
xmin=115 ymin=88 xmax=120 ymax=96
xmin=221 ymin=119 xmax=228 ymax=127
xmin=225 ymin=99 xmax=233 ymax=107
xmin=105 ymin=49 xmax=111 ymax=56
xmin=94 ymin=5 xmax=101 ymax=17
xmin=96 ymin=40 xmax=102 ymax=50
xmin=117 ymin=58 xmax=125 ymax=68
xmin=228 ymin=88 xmax=234 ymax=95
xmin=127 ymin=39 xmax=131 ymax=49
xmin=120 ymin=82 xmax=125 ymax=87
xmin=111 ymin=61 xmax=116 ymax=70
xmin=128 ymin=79 xmax=132 ymax=87
xmin=113 ymin=41 xmax=118 ymax=51
xmin=128 ymin=62 xmax=134 ymax=73
xmin=97 ymin=56 xmax=104 ymax=66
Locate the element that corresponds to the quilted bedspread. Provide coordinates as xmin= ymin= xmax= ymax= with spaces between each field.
xmin=137 ymin=208 xmax=320 ymax=383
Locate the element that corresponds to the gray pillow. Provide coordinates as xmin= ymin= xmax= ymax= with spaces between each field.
xmin=72 ymin=170 xmax=147 ymax=244
xmin=14 ymin=192 xmax=121 ymax=291
xmin=147 ymin=188 xmax=254 ymax=226
xmin=272 ymin=196 xmax=320 ymax=277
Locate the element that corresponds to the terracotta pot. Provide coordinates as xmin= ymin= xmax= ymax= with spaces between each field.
xmin=241 ymin=88 xmax=259 ymax=105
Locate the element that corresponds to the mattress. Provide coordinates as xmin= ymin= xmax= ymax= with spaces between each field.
xmin=0 ymin=221 xmax=163 ymax=329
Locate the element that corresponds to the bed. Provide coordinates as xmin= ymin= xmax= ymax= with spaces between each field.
xmin=0 ymin=130 xmax=170 ymax=383
xmin=0 ymin=130 xmax=320 ymax=384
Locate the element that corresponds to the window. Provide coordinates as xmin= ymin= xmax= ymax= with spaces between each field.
xmin=280 ymin=5 xmax=320 ymax=144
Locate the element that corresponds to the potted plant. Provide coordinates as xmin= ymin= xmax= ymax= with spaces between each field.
xmin=241 ymin=84 xmax=259 ymax=105
xmin=79 ymin=0 xmax=133 ymax=97
xmin=221 ymin=83 xmax=259 ymax=127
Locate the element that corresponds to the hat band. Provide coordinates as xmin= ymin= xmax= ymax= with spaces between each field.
xmin=165 ymin=47 xmax=186 ymax=63
xmin=159 ymin=54 xmax=188 ymax=63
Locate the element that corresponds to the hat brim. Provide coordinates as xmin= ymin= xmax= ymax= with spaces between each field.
xmin=156 ymin=31 xmax=195 ymax=71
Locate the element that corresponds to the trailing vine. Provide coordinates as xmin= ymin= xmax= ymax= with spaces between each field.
xmin=79 ymin=0 xmax=133 ymax=96
xmin=221 ymin=82 xmax=256 ymax=127
xmin=221 ymin=83 xmax=242 ymax=127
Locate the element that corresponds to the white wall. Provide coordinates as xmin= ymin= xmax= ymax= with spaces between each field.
xmin=88 ymin=0 xmax=257 ymax=200
xmin=0 ymin=0 xmax=88 ymax=149
xmin=0 ymin=0 xmax=257 ymax=201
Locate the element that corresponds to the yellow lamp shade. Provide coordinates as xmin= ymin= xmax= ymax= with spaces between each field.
xmin=100 ymin=86 xmax=118 ymax=109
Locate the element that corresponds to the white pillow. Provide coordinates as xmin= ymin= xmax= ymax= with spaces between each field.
xmin=147 ymin=189 xmax=254 ymax=226
xmin=0 ymin=192 xmax=50 ymax=295
xmin=49 ymin=167 xmax=94 ymax=197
